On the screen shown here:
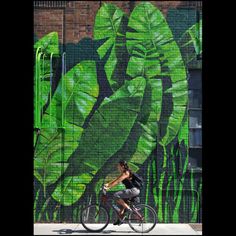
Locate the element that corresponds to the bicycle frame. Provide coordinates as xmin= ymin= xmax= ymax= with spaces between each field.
xmin=97 ymin=184 xmax=144 ymax=222
xmin=81 ymin=181 xmax=157 ymax=233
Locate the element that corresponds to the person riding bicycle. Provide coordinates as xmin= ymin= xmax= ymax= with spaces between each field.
xmin=104 ymin=160 xmax=140 ymax=225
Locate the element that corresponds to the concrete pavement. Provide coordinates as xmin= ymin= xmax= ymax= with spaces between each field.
xmin=34 ymin=223 xmax=202 ymax=235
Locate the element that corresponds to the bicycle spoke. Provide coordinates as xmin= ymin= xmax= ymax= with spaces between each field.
xmin=128 ymin=204 xmax=157 ymax=233
xmin=81 ymin=204 xmax=109 ymax=232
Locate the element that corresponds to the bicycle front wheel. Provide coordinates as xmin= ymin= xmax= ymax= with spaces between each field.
xmin=128 ymin=204 xmax=157 ymax=233
xmin=80 ymin=204 xmax=109 ymax=232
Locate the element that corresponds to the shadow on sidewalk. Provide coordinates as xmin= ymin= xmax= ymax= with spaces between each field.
xmin=53 ymin=228 xmax=134 ymax=234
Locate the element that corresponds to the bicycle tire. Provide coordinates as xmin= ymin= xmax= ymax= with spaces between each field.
xmin=128 ymin=204 xmax=157 ymax=233
xmin=80 ymin=204 xmax=110 ymax=232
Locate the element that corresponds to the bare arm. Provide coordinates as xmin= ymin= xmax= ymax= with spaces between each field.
xmin=106 ymin=172 xmax=129 ymax=189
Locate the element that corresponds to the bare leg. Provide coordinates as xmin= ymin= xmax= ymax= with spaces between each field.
xmin=116 ymin=198 xmax=130 ymax=208
xmin=119 ymin=207 xmax=125 ymax=217
xmin=116 ymin=199 xmax=130 ymax=219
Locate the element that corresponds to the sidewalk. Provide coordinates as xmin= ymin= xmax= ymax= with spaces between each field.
xmin=34 ymin=223 xmax=202 ymax=235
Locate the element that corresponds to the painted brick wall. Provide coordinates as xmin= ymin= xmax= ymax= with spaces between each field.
xmin=34 ymin=1 xmax=202 ymax=224
xmin=34 ymin=1 xmax=202 ymax=43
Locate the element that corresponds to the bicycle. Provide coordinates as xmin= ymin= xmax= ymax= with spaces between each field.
xmin=80 ymin=183 xmax=157 ymax=233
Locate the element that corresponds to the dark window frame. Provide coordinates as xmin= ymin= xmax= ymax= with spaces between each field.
xmin=188 ymin=69 xmax=202 ymax=169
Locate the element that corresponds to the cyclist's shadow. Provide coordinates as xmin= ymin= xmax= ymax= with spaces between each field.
xmin=53 ymin=228 xmax=114 ymax=234
xmin=53 ymin=228 xmax=134 ymax=234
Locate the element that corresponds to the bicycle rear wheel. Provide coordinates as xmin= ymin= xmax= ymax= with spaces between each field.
xmin=128 ymin=204 xmax=157 ymax=233
xmin=80 ymin=204 xmax=109 ymax=232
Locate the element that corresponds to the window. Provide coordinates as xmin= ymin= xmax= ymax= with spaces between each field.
xmin=189 ymin=148 xmax=202 ymax=168
xmin=189 ymin=90 xmax=202 ymax=108
xmin=189 ymin=110 xmax=202 ymax=128
xmin=189 ymin=129 xmax=202 ymax=147
xmin=188 ymin=69 xmax=202 ymax=169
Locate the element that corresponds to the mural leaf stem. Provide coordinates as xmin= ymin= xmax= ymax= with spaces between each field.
xmin=157 ymin=144 xmax=167 ymax=222
xmin=173 ymin=145 xmax=188 ymax=222
xmin=34 ymin=189 xmax=40 ymax=221
xmin=190 ymin=170 xmax=195 ymax=219
xmin=152 ymin=154 xmax=158 ymax=209
xmin=145 ymin=158 xmax=151 ymax=218
xmin=164 ymin=175 xmax=172 ymax=222
xmin=38 ymin=197 xmax=51 ymax=222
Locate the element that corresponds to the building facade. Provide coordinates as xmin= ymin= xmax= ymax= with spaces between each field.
xmin=34 ymin=1 xmax=202 ymax=223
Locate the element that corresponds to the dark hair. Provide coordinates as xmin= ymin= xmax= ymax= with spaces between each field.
xmin=119 ymin=160 xmax=132 ymax=175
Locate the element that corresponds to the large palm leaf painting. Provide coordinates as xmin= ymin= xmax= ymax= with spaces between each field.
xmin=34 ymin=2 xmax=202 ymax=223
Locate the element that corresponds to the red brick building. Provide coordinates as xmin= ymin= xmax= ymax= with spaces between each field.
xmin=34 ymin=1 xmax=202 ymax=44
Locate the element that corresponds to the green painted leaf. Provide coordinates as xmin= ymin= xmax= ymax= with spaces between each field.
xmin=178 ymin=19 xmax=202 ymax=63
xmin=91 ymin=79 xmax=163 ymax=198
xmin=52 ymin=77 xmax=146 ymax=205
xmin=178 ymin=114 xmax=189 ymax=146
xmin=34 ymin=115 xmax=83 ymax=189
xmin=164 ymin=176 xmax=173 ymax=222
xmin=126 ymin=2 xmax=187 ymax=145
xmin=126 ymin=2 xmax=188 ymax=146
xmin=34 ymin=32 xmax=60 ymax=56
xmin=126 ymin=46 xmax=161 ymax=79
xmin=94 ymin=3 xmax=128 ymax=91
xmin=160 ymin=106 xmax=186 ymax=146
xmin=52 ymin=174 xmax=92 ymax=206
xmin=144 ymin=159 xmax=151 ymax=218
xmin=189 ymin=20 xmax=202 ymax=56
xmin=77 ymin=76 xmax=146 ymax=166
xmin=128 ymin=79 xmax=162 ymax=169
xmin=34 ymin=60 xmax=99 ymax=194
xmin=124 ymin=2 xmax=166 ymax=170
xmin=34 ymin=58 xmax=51 ymax=114
xmin=34 ymin=32 xmax=60 ymax=128
xmin=173 ymin=147 xmax=189 ymax=222
xmin=43 ymin=60 xmax=99 ymax=127
xmin=157 ymin=145 xmax=167 ymax=222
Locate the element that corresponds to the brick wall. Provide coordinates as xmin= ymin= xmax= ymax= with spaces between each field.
xmin=34 ymin=9 xmax=64 ymax=42
xmin=34 ymin=1 xmax=202 ymax=44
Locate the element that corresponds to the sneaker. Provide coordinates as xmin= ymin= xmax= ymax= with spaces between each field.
xmin=113 ymin=218 xmax=122 ymax=226
xmin=113 ymin=216 xmax=126 ymax=226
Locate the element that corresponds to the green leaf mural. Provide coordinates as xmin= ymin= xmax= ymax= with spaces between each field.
xmin=44 ymin=61 xmax=99 ymax=127
xmin=125 ymin=1 xmax=165 ymax=169
xmin=125 ymin=6 xmax=187 ymax=221
xmin=178 ymin=114 xmax=189 ymax=146
xmin=34 ymin=32 xmax=60 ymax=56
xmin=34 ymin=1 xmax=201 ymax=224
xmin=94 ymin=3 xmax=129 ymax=91
xmin=52 ymin=77 xmax=146 ymax=205
xmin=34 ymin=60 xmax=99 ymax=196
xmin=91 ymin=78 xmax=162 ymax=202
xmin=52 ymin=174 xmax=91 ymax=206
xmin=126 ymin=1 xmax=187 ymax=146
xmin=178 ymin=19 xmax=202 ymax=63
xmin=34 ymin=115 xmax=83 ymax=196
xmin=126 ymin=79 xmax=162 ymax=171
xmin=88 ymin=78 xmax=162 ymax=203
xmin=34 ymin=32 xmax=60 ymax=128
xmin=188 ymin=20 xmax=202 ymax=56
xmin=172 ymin=146 xmax=189 ymax=222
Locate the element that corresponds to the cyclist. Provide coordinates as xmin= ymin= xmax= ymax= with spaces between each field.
xmin=104 ymin=160 xmax=140 ymax=225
